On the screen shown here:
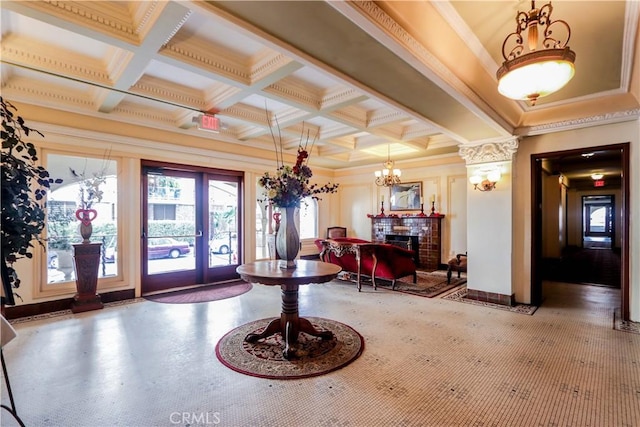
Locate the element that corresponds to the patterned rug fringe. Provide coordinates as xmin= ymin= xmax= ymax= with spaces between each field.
xmin=442 ymin=286 xmax=538 ymax=315
xmin=216 ymin=317 xmax=364 ymax=379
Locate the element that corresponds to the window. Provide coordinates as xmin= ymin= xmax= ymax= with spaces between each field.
xmin=46 ymin=154 xmax=118 ymax=284
xmin=299 ymin=197 xmax=317 ymax=239
xmin=152 ymin=204 xmax=176 ymax=220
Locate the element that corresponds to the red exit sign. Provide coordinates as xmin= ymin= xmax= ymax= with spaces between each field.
xmin=194 ymin=114 xmax=220 ymax=132
xmin=594 ymin=180 xmax=605 ymax=187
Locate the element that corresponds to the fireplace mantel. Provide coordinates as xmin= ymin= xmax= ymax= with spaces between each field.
xmin=370 ymin=215 xmax=444 ymax=271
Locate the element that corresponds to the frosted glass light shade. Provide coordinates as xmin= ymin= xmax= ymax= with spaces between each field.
xmin=469 ymin=175 xmax=483 ymax=185
xmin=497 ymin=48 xmax=575 ymax=104
xmin=487 ymin=170 xmax=502 ymax=183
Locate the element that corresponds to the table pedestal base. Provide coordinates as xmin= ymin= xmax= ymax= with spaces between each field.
xmin=244 ymin=285 xmax=333 ymax=359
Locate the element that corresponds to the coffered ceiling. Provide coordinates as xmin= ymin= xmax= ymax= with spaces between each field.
xmin=1 ymin=1 xmax=638 ymax=170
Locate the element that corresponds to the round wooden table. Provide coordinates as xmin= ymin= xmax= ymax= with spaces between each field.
xmin=236 ymin=260 xmax=342 ymax=359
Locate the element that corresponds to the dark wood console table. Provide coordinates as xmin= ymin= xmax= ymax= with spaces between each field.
xmin=236 ymin=260 xmax=342 ymax=359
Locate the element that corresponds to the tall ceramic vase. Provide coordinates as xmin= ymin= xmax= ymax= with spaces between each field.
xmin=75 ymin=208 xmax=97 ymax=243
xmin=275 ymin=206 xmax=300 ymax=269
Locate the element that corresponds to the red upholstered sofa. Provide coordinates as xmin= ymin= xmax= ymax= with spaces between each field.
xmin=314 ymin=237 xmax=417 ymax=291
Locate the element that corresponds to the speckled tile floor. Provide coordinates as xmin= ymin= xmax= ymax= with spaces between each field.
xmin=2 ymin=280 xmax=639 ymax=427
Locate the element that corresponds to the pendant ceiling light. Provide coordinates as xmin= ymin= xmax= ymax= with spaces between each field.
xmin=496 ymin=1 xmax=575 ymax=105
xmin=374 ymin=145 xmax=401 ymax=187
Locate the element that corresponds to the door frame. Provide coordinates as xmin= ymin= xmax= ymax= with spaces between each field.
xmin=531 ymin=143 xmax=630 ymax=319
xmin=141 ymin=160 xmax=243 ymax=294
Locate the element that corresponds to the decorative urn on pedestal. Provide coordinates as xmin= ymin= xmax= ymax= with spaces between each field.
xmin=70 ymin=169 xmax=106 ymax=313
xmin=71 ymin=241 xmax=103 ymax=313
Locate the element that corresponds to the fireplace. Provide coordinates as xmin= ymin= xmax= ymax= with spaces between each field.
xmin=371 ymin=216 xmax=443 ymax=271
xmin=385 ymin=234 xmax=420 ymax=266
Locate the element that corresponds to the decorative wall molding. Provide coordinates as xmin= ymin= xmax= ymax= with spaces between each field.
xmin=458 ymin=139 xmax=519 ymax=165
xmin=520 ymin=109 xmax=640 ymax=136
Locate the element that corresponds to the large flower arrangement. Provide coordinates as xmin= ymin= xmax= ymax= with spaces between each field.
xmin=258 ymin=127 xmax=338 ymax=208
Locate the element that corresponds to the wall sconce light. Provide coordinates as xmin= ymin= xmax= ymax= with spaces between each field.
xmin=469 ymin=169 xmax=501 ymax=192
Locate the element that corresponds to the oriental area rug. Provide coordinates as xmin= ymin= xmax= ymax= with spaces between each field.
xmin=216 ymin=317 xmax=364 ymax=379
xmin=144 ymin=281 xmax=252 ymax=304
xmin=374 ymin=270 xmax=466 ymax=298
xmin=443 ymin=286 xmax=538 ymax=315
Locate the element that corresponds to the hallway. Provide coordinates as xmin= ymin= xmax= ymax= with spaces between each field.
xmin=2 ymin=279 xmax=638 ymax=427
xmin=545 ymin=246 xmax=622 ymax=288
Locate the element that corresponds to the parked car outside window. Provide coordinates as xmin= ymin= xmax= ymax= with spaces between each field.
xmin=147 ymin=237 xmax=191 ymax=259
xmin=210 ymin=233 xmax=236 ymax=254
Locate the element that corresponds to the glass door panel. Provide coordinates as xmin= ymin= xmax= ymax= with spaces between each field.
xmin=208 ymin=179 xmax=239 ymax=268
xmin=142 ymin=162 xmax=243 ymax=293
xmin=142 ymin=169 xmax=200 ymax=293
xmin=146 ymin=175 xmax=197 ymax=275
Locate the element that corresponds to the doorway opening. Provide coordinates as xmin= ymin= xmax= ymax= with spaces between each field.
xmin=531 ymin=144 xmax=629 ymax=319
xmin=141 ymin=160 xmax=243 ymax=295
xmin=582 ymin=195 xmax=614 ymax=249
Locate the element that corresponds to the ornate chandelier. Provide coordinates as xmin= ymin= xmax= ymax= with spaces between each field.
xmin=496 ymin=1 xmax=575 ymax=105
xmin=374 ymin=145 xmax=401 ymax=187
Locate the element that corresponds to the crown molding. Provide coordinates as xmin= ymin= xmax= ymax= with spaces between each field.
xmin=2 ymin=38 xmax=112 ymax=85
xmin=459 ymin=138 xmax=519 ymax=165
xmin=23 ymin=0 xmax=139 ymax=44
xmin=131 ymin=75 xmax=205 ymax=110
xmin=519 ymin=108 xmax=640 ymax=136
xmin=161 ymin=42 xmax=251 ymax=86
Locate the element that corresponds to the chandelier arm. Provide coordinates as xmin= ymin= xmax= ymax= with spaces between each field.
xmin=538 ymin=2 xmax=552 ymax=27
xmin=543 ymin=20 xmax=572 ymax=48
xmin=502 ymin=33 xmax=524 ymax=61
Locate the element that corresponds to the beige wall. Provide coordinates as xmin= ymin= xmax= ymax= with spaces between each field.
xmin=11 ymin=105 xmax=468 ymax=306
xmin=466 ymin=161 xmax=514 ymax=297
xmin=9 ymin=104 xmax=639 ymax=322
xmin=542 ymin=173 xmax=564 ymax=258
xmin=334 ymin=159 xmax=469 ymax=261
xmin=512 ymin=120 xmax=640 ymax=321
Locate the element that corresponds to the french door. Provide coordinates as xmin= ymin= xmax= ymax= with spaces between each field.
xmin=141 ymin=161 xmax=243 ymax=294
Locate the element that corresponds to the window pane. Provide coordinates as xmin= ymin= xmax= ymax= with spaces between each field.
xmin=256 ymin=184 xmax=270 ymax=259
xmin=46 ymin=154 xmax=118 ymax=284
xmin=147 ymin=176 xmax=196 ymax=275
xmin=208 ymin=179 xmax=238 ymax=267
xmin=299 ymin=197 xmax=317 ymax=239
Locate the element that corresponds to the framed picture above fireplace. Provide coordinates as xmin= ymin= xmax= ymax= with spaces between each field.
xmin=390 ymin=182 xmax=422 ymax=211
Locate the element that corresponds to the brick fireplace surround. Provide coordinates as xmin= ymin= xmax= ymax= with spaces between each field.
xmin=370 ymin=216 xmax=443 ymax=271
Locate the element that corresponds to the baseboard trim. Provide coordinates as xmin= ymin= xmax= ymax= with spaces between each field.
xmin=3 ymin=289 xmax=135 ymax=320
xmin=466 ymin=288 xmax=515 ymax=306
